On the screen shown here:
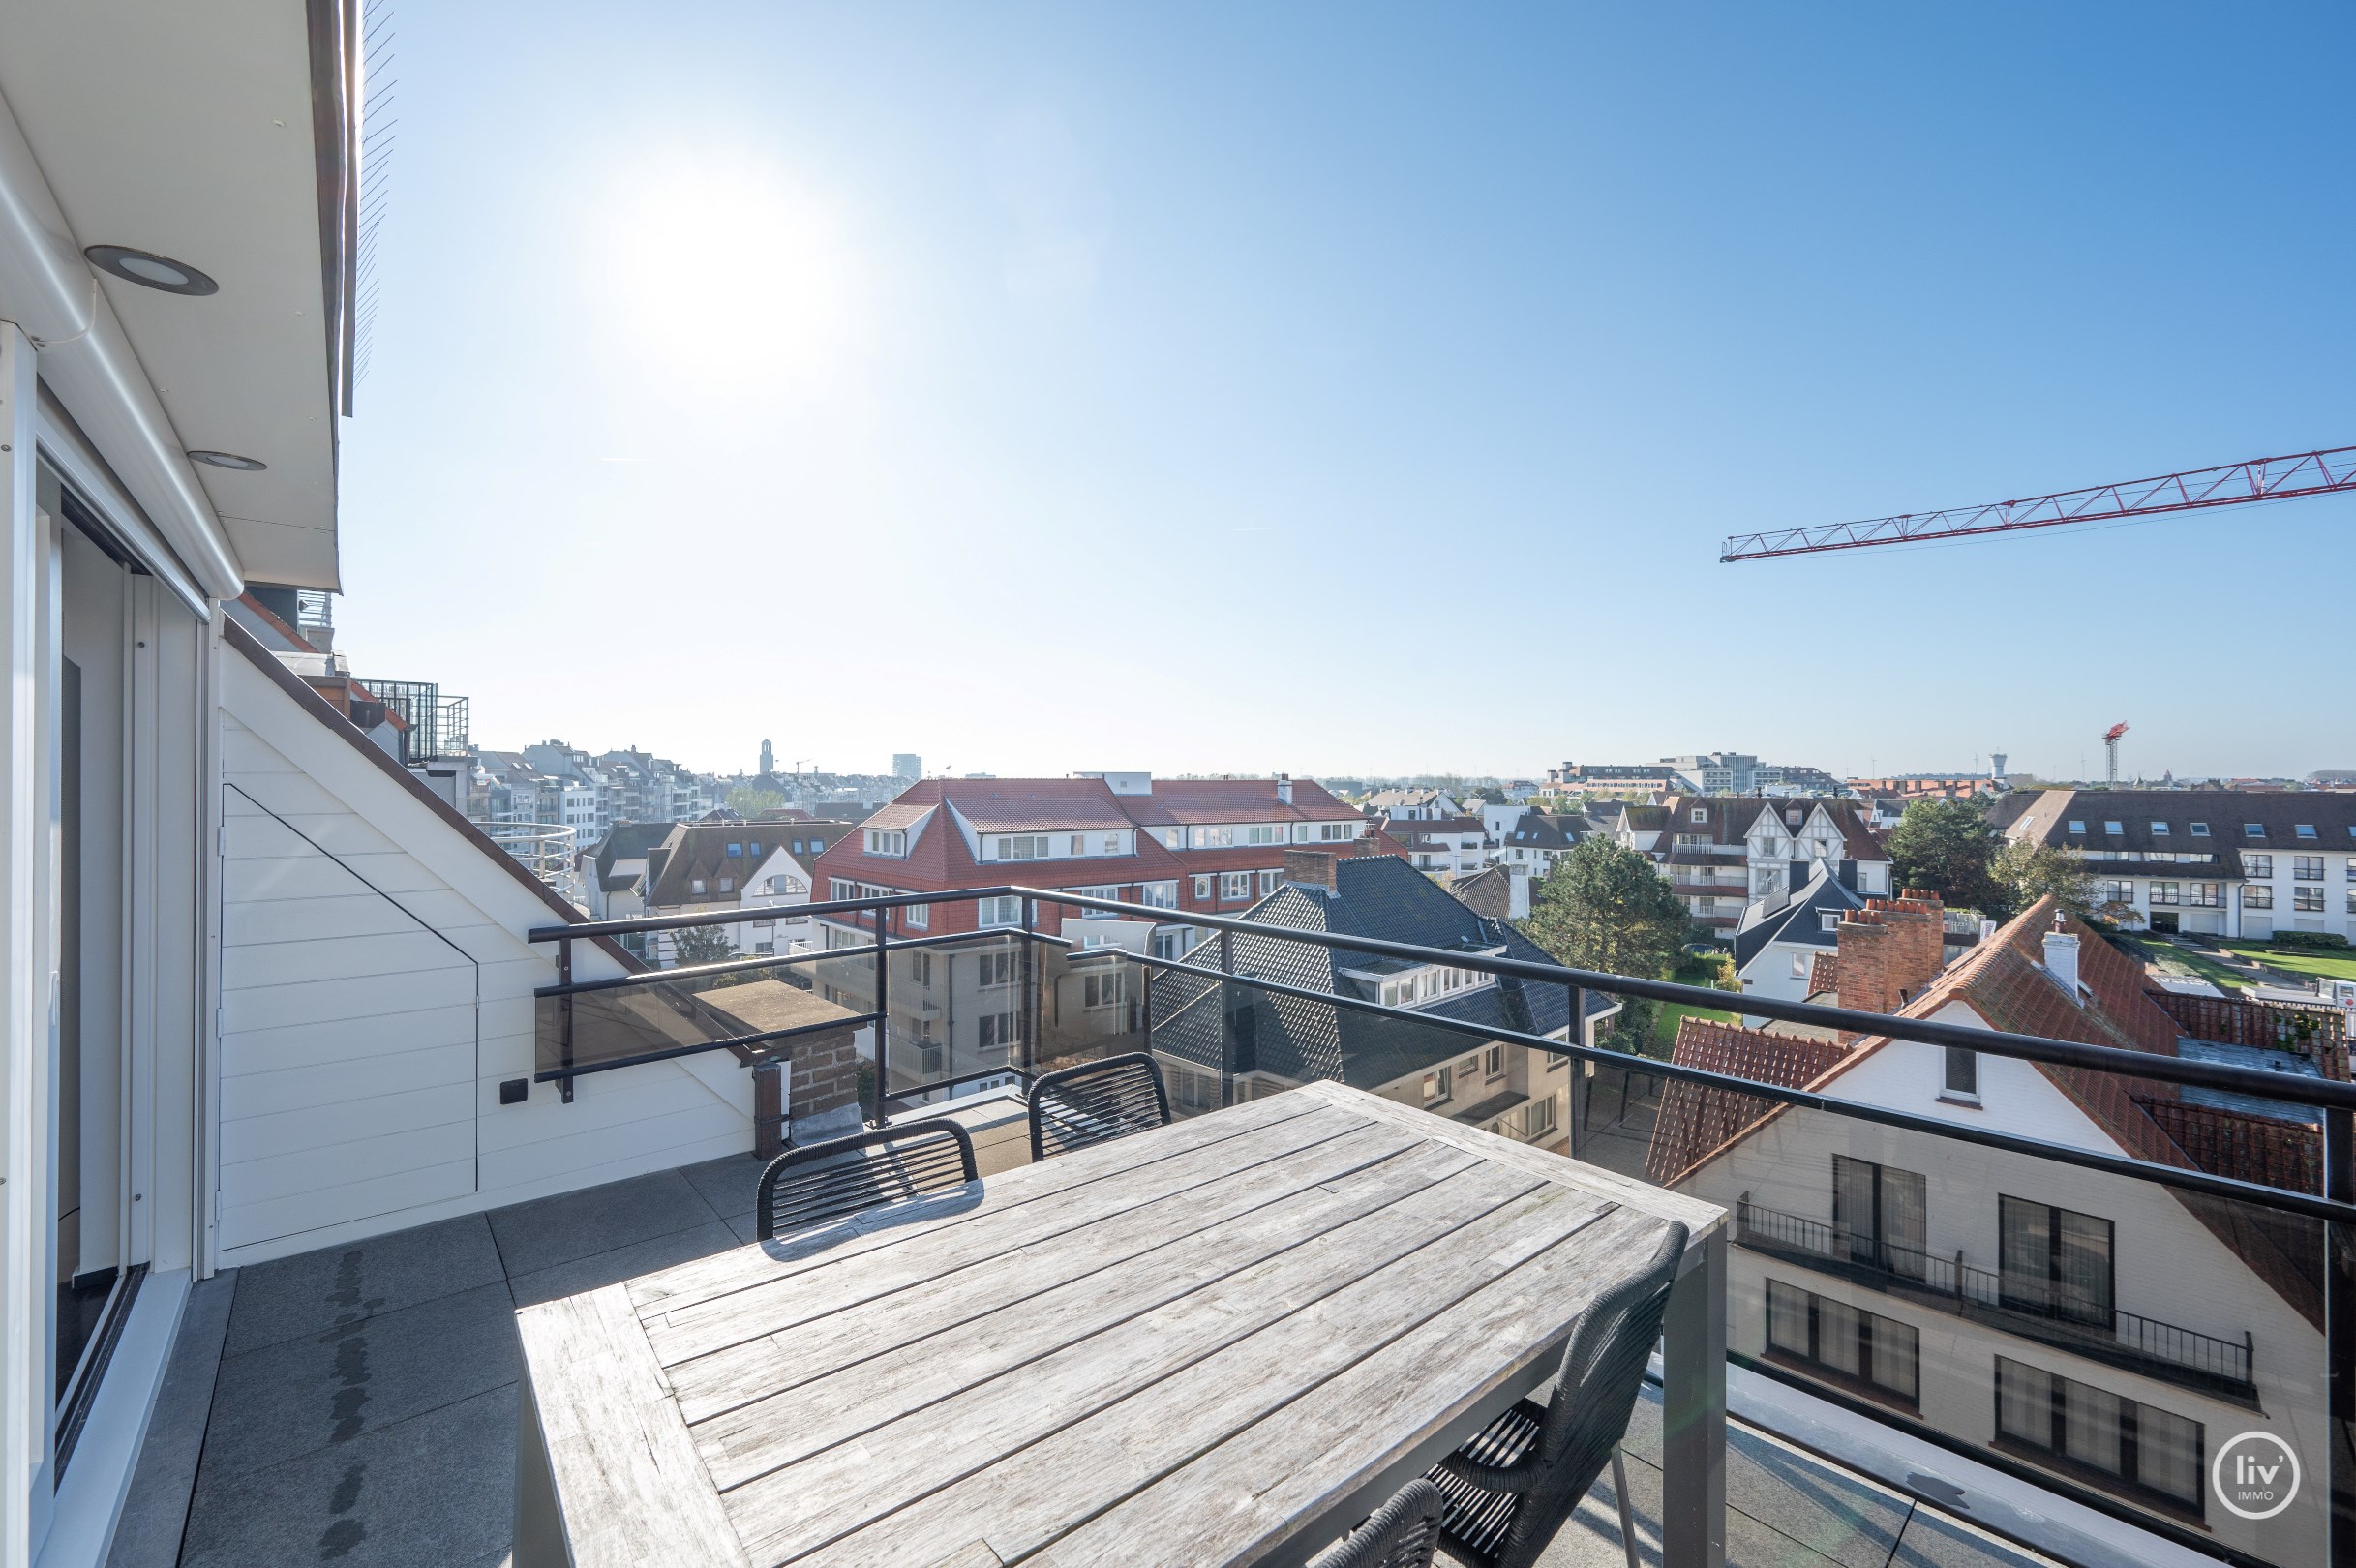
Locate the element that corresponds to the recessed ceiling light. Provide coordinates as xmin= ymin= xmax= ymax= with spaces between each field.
xmin=84 ymin=245 xmax=219 ymax=296
xmin=186 ymin=450 xmax=266 ymax=472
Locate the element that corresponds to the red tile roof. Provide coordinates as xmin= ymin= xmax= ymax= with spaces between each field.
xmin=1646 ymin=1020 xmax=1851 ymax=1187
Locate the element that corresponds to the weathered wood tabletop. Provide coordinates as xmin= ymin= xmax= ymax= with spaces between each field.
xmin=514 ymin=1080 xmax=1727 ymax=1568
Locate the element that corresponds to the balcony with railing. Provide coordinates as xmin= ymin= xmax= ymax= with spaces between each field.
xmin=1732 ymin=1197 xmax=2256 ymax=1397
xmin=502 ymin=879 xmax=2348 ymax=1567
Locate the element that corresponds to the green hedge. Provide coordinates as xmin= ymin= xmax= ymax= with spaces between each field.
xmin=2273 ymin=931 xmax=2353 ymax=951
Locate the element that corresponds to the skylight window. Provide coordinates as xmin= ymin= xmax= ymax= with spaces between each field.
xmin=2103 ymin=822 xmax=2123 ymax=835
xmin=2296 ymin=824 xmax=2318 ymax=839
xmin=2246 ymin=824 xmax=2265 ymax=838
xmin=2067 ymin=820 xmax=2086 ymax=834
xmin=2150 ymin=822 xmax=2169 ymax=835
xmin=2190 ymin=822 xmax=2210 ymax=836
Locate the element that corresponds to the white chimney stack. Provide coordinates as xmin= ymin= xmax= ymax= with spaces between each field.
xmin=1508 ymin=864 xmax=1531 ymax=921
xmin=1276 ymin=772 xmax=1292 ymax=804
xmin=2042 ymin=914 xmax=2081 ymax=1002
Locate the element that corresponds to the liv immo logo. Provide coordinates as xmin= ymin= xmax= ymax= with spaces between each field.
xmin=2212 ymin=1431 xmax=2301 ymax=1522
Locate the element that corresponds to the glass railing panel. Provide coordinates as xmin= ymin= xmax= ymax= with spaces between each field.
xmin=876 ymin=930 xmax=1029 ymax=1103
xmin=533 ymin=924 xmax=877 ymax=1083
xmin=1031 ymin=937 xmax=1149 ymax=1079
xmin=1694 ymin=1078 xmax=2326 ymax=1566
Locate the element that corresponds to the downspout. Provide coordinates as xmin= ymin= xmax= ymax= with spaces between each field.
xmin=0 ymin=85 xmax=244 ymax=602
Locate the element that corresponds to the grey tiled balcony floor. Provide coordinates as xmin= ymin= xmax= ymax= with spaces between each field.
xmin=118 ymin=1159 xmax=2056 ymax=1568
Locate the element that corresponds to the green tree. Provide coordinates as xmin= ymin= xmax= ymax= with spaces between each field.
xmin=1888 ymin=797 xmax=2003 ymax=914
xmin=1519 ymin=838 xmax=1693 ymax=1051
xmin=670 ymin=923 xmax=737 ymax=969
xmin=1992 ymin=840 xmax=2106 ymax=923
xmin=728 ymin=784 xmax=787 ymax=817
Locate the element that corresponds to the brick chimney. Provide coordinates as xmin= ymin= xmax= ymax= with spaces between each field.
xmin=1870 ymin=889 xmax=1947 ymax=1003
xmin=1835 ymin=912 xmax=1897 ymax=1021
xmin=1284 ymin=848 xmax=1341 ymax=892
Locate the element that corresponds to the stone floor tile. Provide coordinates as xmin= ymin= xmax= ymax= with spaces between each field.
xmin=179 ymin=1384 xmax=516 ymax=1568
xmin=676 ymin=1152 xmax=766 ymax=1221
xmin=202 ymin=1282 xmax=518 ymax=1480
xmin=225 ymin=1215 xmax=504 ymax=1355
xmin=505 ymin=1220 xmax=742 ymax=1307
xmin=484 ymin=1168 xmax=721 ymax=1276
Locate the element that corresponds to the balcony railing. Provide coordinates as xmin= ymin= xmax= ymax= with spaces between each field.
xmin=1733 ymin=1197 xmax=2256 ymax=1395
xmin=526 ymin=882 xmax=2356 ymax=1566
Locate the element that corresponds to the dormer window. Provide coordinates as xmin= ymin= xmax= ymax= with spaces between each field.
xmin=1820 ymin=913 xmax=1841 ymax=932
xmin=995 ymin=834 xmax=1051 ymax=860
xmin=865 ymin=829 xmax=907 ymax=858
xmin=717 ymin=877 xmax=734 ymax=893
xmin=689 ymin=878 xmax=707 ymax=894
xmin=2190 ymin=822 xmax=2210 ymax=837
xmin=1691 ymin=808 xmax=1707 ymax=823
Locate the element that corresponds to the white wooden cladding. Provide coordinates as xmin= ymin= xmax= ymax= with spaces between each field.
xmin=516 ymin=1082 xmax=1722 ymax=1568
xmin=213 ymin=655 xmax=757 ymax=1266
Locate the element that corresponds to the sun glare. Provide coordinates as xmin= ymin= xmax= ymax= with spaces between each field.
xmin=589 ymin=154 xmax=863 ymax=398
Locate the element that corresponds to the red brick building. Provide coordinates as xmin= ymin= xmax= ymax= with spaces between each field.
xmin=811 ymin=773 xmax=1401 ymax=955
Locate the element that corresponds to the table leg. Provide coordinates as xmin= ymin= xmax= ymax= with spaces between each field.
xmin=1661 ymin=1227 xmax=1726 ymax=1568
xmin=515 ymin=1376 xmax=568 ymax=1568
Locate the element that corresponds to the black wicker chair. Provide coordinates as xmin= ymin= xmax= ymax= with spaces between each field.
xmin=1307 ymin=1479 xmax=1447 ymax=1568
xmin=1026 ymin=1052 xmax=1171 ymax=1161
xmin=753 ymin=1120 xmax=979 ymax=1243
xmin=1425 ymin=1222 xmax=1688 ymax=1568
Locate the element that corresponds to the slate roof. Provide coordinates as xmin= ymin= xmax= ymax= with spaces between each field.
xmin=1448 ymin=866 xmax=1512 ymax=920
xmin=1732 ymin=868 xmax=1868 ymax=970
xmin=1502 ymin=812 xmax=1585 ymax=850
xmin=645 ymin=822 xmax=835 ymax=906
xmin=2008 ymin=788 xmax=2356 ymax=857
xmin=1148 ymin=856 xmax=1583 ymax=1093
xmin=593 ymin=821 xmax=678 ymax=881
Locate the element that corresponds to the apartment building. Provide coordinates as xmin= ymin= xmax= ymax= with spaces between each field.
xmin=1647 ymin=901 xmax=2328 ymax=1560
xmin=635 ymin=816 xmax=853 ymax=961
xmin=1662 ymin=752 xmax=1761 ymax=795
xmin=812 ymin=773 xmax=1386 ymax=954
xmin=2006 ymin=789 xmax=2356 ymax=941
xmin=1622 ymin=796 xmax=1891 ymax=933
xmin=1145 ymin=849 xmax=1617 ymax=1150
xmin=1544 ymin=760 xmax=1685 ymax=795
xmin=1493 ymin=808 xmax=1589 ymax=879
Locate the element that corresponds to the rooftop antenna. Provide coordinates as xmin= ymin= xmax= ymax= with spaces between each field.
xmin=2101 ymin=723 xmax=2129 ymax=786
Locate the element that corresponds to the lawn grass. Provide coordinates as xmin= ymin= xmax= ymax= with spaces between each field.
xmin=2217 ymin=942 xmax=2356 ymax=986
xmin=2142 ymin=942 xmax=2252 ymax=994
xmin=1651 ymin=998 xmax=1739 ymax=1053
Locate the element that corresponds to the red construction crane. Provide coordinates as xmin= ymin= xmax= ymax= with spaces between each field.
xmin=1720 ymin=444 xmax=2356 ymax=562
xmin=2102 ymin=722 xmax=2129 ymax=786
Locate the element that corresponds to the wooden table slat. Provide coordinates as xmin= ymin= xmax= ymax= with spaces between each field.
xmin=692 ymin=1136 xmax=1496 ymax=1481
xmin=649 ymin=1104 xmax=1392 ymax=1369
xmin=670 ymin=1121 xmax=1453 ymax=1428
xmin=630 ymin=1092 xmax=1330 ymax=1315
xmin=514 ymin=1285 xmax=749 ymax=1568
xmin=724 ymin=1170 xmax=1610 ymax=1565
xmin=1032 ymin=1207 xmax=1672 ymax=1567
xmin=784 ymin=1207 xmax=1659 ymax=1568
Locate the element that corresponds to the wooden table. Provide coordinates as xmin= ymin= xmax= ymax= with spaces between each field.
xmin=514 ymin=1081 xmax=1728 ymax=1568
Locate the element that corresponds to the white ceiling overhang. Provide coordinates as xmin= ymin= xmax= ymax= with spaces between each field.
xmin=0 ymin=0 xmax=353 ymax=594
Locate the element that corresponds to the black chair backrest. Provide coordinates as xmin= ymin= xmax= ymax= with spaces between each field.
xmin=754 ymin=1119 xmax=979 ymax=1242
xmin=1027 ymin=1052 xmax=1171 ymax=1161
xmin=1309 ymin=1478 xmax=1447 ymax=1568
xmin=1497 ymin=1221 xmax=1688 ymax=1568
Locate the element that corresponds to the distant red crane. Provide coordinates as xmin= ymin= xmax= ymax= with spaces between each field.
xmin=2102 ymin=722 xmax=2129 ymax=785
xmin=1720 ymin=444 xmax=2356 ymax=562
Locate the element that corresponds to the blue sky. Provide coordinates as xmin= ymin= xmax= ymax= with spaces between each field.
xmin=337 ymin=3 xmax=2356 ymax=783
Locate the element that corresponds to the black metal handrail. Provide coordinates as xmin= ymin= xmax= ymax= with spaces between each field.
xmin=523 ymin=883 xmax=2356 ymax=1225
xmin=1736 ymin=1197 xmax=2256 ymax=1390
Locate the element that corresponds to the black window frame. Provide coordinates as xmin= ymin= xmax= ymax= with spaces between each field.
xmin=1831 ymin=1154 xmax=1928 ymax=1280
xmin=1993 ymin=1355 xmax=2204 ymax=1516
xmin=1998 ymin=1195 xmax=2114 ymax=1327
xmin=1764 ymin=1279 xmax=1919 ymax=1408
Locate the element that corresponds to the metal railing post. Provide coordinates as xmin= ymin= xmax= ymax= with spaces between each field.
xmin=557 ymin=936 xmax=575 ymax=1104
xmin=1564 ymin=981 xmax=1586 ymax=1161
xmin=1020 ymin=896 xmax=1039 ymax=1072
xmin=1219 ymin=930 xmax=1238 ymax=1109
xmin=2327 ymin=1103 xmax=2354 ymax=1567
xmin=870 ymin=902 xmax=890 ymax=1128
